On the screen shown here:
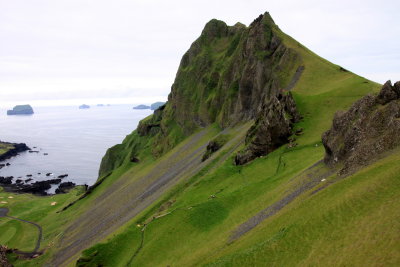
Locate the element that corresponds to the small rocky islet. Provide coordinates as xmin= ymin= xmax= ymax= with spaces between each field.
xmin=79 ymin=104 xmax=90 ymax=109
xmin=133 ymin=101 xmax=166 ymax=110
xmin=6 ymin=104 xmax=34 ymax=115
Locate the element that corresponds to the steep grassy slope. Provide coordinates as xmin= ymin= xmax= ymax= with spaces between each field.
xmin=70 ymin=12 xmax=393 ymax=267
xmin=2 ymin=11 xmax=394 ymax=267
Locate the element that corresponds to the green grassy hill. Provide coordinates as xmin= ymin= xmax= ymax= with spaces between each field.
xmin=1 ymin=11 xmax=398 ymax=267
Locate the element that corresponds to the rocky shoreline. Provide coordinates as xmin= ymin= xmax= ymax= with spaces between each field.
xmin=0 ymin=174 xmax=78 ymax=196
xmin=0 ymin=141 xmax=80 ymax=195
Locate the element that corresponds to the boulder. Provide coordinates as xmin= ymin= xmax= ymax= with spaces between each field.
xmin=55 ymin=182 xmax=76 ymax=194
xmin=0 ymin=176 xmax=13 ymax=184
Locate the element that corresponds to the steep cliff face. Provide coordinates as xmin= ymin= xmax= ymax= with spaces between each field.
xmin=322 ymin=80 xmax=400 ymax=174
xmin=99 ymin=12 xmax=303 ymax=176
xmin=166 ymin=13 xmax=300 ymax=131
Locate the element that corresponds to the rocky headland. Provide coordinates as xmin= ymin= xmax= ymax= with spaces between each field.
xmin=0 ymin=142 xmax=30 ymax=162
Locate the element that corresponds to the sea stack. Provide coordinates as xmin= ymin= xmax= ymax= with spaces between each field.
xmin=7 ymin=105 xmax=34 ymax=115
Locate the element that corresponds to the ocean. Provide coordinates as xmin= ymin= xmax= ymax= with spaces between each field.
xmin=0 ymin=105 xmax=152 ymax=191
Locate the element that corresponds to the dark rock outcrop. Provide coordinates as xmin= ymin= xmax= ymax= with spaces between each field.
xmin=7 ymin=105 xmax=34 ymax=115
xmin=0 ymin=178 xmax=62 ymax=195
xmin=0 ymin=246 xmax=13 ymax=267
xmin=322 ymin=80 xmax=400 ymax=174
xmin=0 ymin=176 xmax=13 ymax=184
xmin=137 ymin=104 xmax=165 ymax=137
xmin=55 ymin=182 xmax=76 ymax=194
xmin=202 ymin=133 xmax=231 ymax=162
xmin=202 ymin=141 xmax=222 ymax=161
xmin=235 ymin=92 xmax=301 ymax=165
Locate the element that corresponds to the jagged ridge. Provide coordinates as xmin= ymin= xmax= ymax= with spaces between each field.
xmin=323 ymin=80 xmax=400 ymax=174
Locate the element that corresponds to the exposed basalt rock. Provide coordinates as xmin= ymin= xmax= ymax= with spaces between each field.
xmin=322 ymin=80 xmax=400 ymax=175
xmin=0 ymin=176 xmax=13 ymax=184
xmin=0 ymin=246 xmax=13 ymax=267
xmin=55 ymin=182 xmax=76 ymax=194
xmin=235 ymin=92 xmax=301 ymax=165
xmin=202 ymin=141 xmax=222 ymax=162
xmin=0 ymin=179 xmax=62 ymax=195
xmin=130 ymin=156 xmax=140 ymax=163
xmin=137 ymin=104 xmax=166 ymax=136
xmin=167 ymin=12 xmax=301 ymax=133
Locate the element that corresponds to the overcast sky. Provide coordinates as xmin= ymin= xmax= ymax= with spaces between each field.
xmin=1 ymin=0 xmax=399 ymax=107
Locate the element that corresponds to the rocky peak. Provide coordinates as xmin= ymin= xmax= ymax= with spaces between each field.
xmin=100 ymin=11 xmax=305 ymax=174
xmin=145 ymin=11 xmax=303 ymax=157
xmin=200 ymin=19 xmax=229 ymax=41
xmin=377 ymin=80 xmax=400 ymax=104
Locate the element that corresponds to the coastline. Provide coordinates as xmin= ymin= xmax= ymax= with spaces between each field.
xmin=0 ymin=141 xmax=30 ymax=162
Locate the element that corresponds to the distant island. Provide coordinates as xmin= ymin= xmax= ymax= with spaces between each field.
xmin=133 ymin=102 xmax=166 ymax=110
xmin=97 ymin=104 xmax=104 ymax=107
xmin=79 ymin=104 xmax=90 ymax=109
xmin=7 ymin=104 xmax=34 ymax=115
xmin=150 ymin=101 xmax=165 ymax=110
xmin=133 ymin=104 xmax=150 ymax=110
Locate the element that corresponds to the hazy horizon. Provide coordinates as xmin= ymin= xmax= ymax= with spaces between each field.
xmin=1 ymin=0 xmax=399 ymax=107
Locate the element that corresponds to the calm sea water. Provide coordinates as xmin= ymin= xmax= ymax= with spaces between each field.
xmin=0 ymin=105 xmax=152 ymax=190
